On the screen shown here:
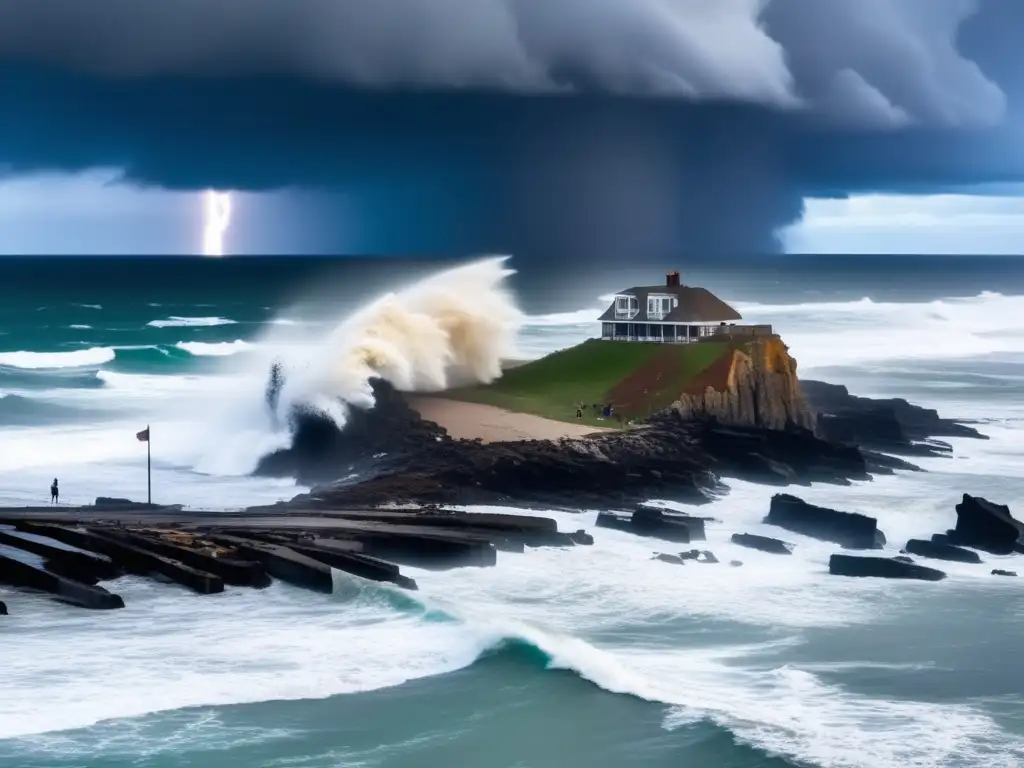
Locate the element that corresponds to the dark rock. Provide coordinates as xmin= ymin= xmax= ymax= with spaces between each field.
xmin=0 ymin=600 xmax=6 ymax=614
xmin=208 ymin=535 xmax=335 ymax=593
xmin=284 ymin=540 xmax=418 ymax=590
xmin=636 ymin=505 xmax=707 ymax=540
xmin=893 ymin=555 xmax=915 ymax=564
xmin=697 ymin=550 xmax=719 ymax=564
xmin=93 ymin=497 xmax=181 ymax=511
xmin=568 ymin=530 xmax=594 ymax=546
xmin=255 ymin=379 xmax=450 ymax=483
xmin=19 ymin=523 xmax=224 ymax=595
xmin=949 ymin=494 xmax=1024 ymax=555
xmin=992 ymin=569 xmax=1017 ymax=577
xmin=0 ymin=526 xmax=121 ymax=582
xmin=861 ymin=450 xmax=924 ymax=474
xmin=0 ymin=544 xmax=125 ymax=609
xmin=766 ymin=494 xmax=883 ymax=550
xmin=802 ymin=380 xmax=987 ymax=455
xmin=729 ymin=560 xmax=743 ymax=567
xmin=596 ymin=511 xmax=692 ymax=543
xmin=653 ymin=553 xmax=684 ymax=565
xmin=904 ymin=538 xmax=982 ymax=564
xmin=829 ymin=554 xmax=946 ymax=581
xmin=731 ymin=533 xmax=792 ymax=555
xmin=110 ymin=531 xmax=270 ymax=588
xmin=931 ymin=533 xmax=952 ymax=546
xmin=255 ymin=379 xmax=886 ymax=510
xmin=679 ymin=549 xmax=700 ymax=560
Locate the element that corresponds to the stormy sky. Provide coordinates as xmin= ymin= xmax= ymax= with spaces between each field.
xmin=1 ymin=0 xmax=1023 ymax=258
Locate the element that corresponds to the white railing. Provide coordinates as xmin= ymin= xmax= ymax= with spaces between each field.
xmin=601 ymin=335 xmax=698 ymax=344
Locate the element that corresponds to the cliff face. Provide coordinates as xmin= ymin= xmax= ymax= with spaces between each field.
xmin=671 ymin=337 xmax=816 ymax=432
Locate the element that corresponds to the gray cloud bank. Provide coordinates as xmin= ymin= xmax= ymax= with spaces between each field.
xmin=0 ymin=0 xmax=1007 ymax=127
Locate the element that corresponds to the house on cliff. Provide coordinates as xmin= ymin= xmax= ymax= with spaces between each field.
xmin=598 ymin=271 xmax=771 ymax=343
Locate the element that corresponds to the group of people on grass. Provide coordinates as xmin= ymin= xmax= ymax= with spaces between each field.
xmin=576 ymin=402 xmax=615 ymax=420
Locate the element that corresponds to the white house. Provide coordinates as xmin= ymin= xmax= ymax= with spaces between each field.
xmin=598 ymin=271 xmax=764 ymax=343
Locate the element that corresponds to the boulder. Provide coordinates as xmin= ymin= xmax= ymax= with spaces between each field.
xmin=829 ymin=554 xmax=946 ymax=581
xmin=729 ymin=560 xmax=743 ymax=567
xmin=633 ymin=507 xmax=707 ymax=541
xmin=802 ymin=380 xmax=988 ymax=450
xmin=596 ymin=511 xmax=692 ymax=543
xmin=568 ymin=530 xmax=594 ymax=546
xmin=697 ymin=550 xmax=719 ymax=564
xmin=949 ymin=495 xmax=1024 ymax=555
xmin=904 ymin=539 xmax=982 ymax=564
xmin=731 ymin=533 xmax=793 ymax=555
xmin=992 ymin=569 xmax=1017 ymax=577
xmin=0 ymin=600 xmax=6 ymax=615
xmin=653 ymin=553 xmax=684 ymax=565
xmin=893 ymin=555 xmax=915 ymax=564
xmin=767 ymin=494 xmax=884 ymax=550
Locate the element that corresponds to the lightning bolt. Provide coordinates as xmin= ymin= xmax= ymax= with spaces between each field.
xmin=202 ymin=190 xmax=233 ymax=257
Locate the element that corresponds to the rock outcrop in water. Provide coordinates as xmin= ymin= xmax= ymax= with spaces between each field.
xmin=281 ymin=397 xmax=874 ymax=509
xmin=801 ymin=380 xmax=987 ymax=457
xmin=766 ymin=494 xmax=885 ymax=550
xmin=256 ymin=378 xmax=448 ymax=483
xmin=829 ymin=554 xmax=947 ymax=581
xmin=947 ymin=494 xmax=1024 ymax=555
xmin=671 ymin=337 xmax=816 ymax=432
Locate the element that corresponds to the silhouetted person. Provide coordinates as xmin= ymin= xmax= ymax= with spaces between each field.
xmin=50 ymin=478 xmax=59 ymax=505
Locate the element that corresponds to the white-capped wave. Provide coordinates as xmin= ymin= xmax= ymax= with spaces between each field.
xmin=0 ymin=347 xmax=114 ymax=369
xmin=68 ymin=324 xmax=93 ymax=330
xmin=147 ymin=316 xmax=237 ymax=328
xmin=174 ymin=340 xmax=253 ymax=357
xmin=733 ymin=291 xmax=1024 ymax=369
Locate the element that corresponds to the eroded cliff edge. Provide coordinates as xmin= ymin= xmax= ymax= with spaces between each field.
xmin=671 ymin=336 xmax=815 ymax=432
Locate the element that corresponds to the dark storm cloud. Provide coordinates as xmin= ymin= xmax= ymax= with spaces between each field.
xmin=0 ymin=0 xmax=1021 ymax=257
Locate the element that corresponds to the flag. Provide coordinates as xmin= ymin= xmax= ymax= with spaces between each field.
xmin=136 ymin=427 xmax=150 ymax=442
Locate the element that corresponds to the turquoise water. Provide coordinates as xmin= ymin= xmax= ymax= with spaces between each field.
xmin=1 ymin=256 xmax=1023 ymax=768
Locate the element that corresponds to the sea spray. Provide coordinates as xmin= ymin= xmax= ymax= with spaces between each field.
xmin=269 ymin=256 xmax=523 ymax=427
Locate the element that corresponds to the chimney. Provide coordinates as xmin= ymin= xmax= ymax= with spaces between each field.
xmin=666 ymin=270 xmax=680 ymax=287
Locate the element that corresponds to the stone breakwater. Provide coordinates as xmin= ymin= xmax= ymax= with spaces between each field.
xmin=0 ymin=504 xmax=590 ymax=612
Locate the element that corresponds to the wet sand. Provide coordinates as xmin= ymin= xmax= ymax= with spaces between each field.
xmin=406 ymin=396 xmax=614 ymax=443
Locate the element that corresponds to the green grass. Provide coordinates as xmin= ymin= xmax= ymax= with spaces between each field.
xmin=446 ymin=339 xmax=732 ymax=426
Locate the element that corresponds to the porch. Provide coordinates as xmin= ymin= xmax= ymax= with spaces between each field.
xmin=600 ymin=322 xmax=716 ymax=343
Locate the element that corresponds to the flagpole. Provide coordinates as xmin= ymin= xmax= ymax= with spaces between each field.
xmin=147 ymin=424 xmax=151 ymax=506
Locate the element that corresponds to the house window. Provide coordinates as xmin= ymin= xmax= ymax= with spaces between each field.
xmin=614 ymin=295 xmax=638 ymax=318
xmin=647 ymin=295 xmax=673 ymax=319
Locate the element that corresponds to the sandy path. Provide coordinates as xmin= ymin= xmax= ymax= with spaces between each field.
xmin=407 ymin=396 xmax=614 ymax=443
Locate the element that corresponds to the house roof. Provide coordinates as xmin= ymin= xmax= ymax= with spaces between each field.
xmin=597 ymin=285 xmax=742 ymax=323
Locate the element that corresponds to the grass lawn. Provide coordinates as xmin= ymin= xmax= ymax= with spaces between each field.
xmin=446 ymin=339 xmax=732 ymax=426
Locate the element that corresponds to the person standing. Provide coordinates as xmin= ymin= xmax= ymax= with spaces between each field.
xmin=50 ymin=478 xmax=59 ymax=505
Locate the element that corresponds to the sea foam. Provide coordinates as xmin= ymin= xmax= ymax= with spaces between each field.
xmin=0 ymin=347 xmax=115 ymax=369
xmin=147 ymin=316 xmax=237 ymax=328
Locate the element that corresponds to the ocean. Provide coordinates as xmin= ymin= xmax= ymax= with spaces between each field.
xmin=1 ymin=255 xmax=1023 ymax=768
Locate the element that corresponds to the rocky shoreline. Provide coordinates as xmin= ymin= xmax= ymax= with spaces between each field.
xmin=259 ymin=374 xmax=986 ymax=511
xmin=1 ymin=375 xmax=1013 ymax=615
xmin=1 ymin=488 xmax=1018 ymax=614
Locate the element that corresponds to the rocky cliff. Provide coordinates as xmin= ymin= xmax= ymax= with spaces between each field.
xmin=671 ymin=337 xmax=816 ymax=432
